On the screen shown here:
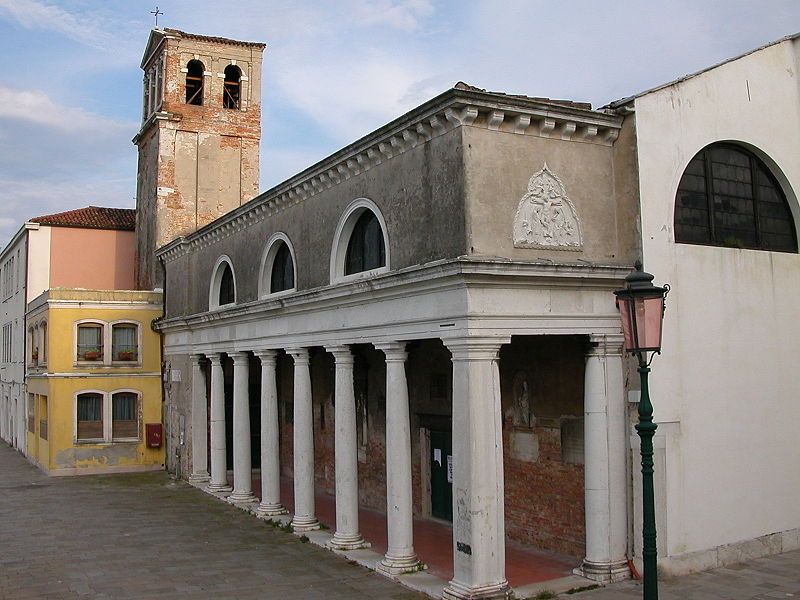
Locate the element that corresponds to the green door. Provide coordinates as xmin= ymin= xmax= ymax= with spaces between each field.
xmin=430 ymin=429 xmax=453 ymax=521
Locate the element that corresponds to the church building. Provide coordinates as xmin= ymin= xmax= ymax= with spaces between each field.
xmin=139 ymin=28 xmax=800 ymax=600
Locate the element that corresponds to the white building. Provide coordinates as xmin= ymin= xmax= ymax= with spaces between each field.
xmin=614 ymin=32 xmax=800 ymax=573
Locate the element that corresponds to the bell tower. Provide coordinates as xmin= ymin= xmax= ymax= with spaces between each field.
xmin=134 ymin=28 xmax=265 ymax=289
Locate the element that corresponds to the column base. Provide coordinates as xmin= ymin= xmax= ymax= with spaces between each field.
xmin=228 ymin=491 xmax=258 ymax=504
xmin=188 ymin=471 xmax=210 ymax=483
xmin=575 ymin=559 xmax=630 ymax=583
xmin=441 ymin=579 xmax=513 ymax=600
xmin=376 ymin=553 xmax=425 ymax=575
xmin=256 ymin=502 xmax=288 ymax=517
xmin=207 ymin=482 xmax=232 ymax=492
xmin=328 ymin=532 xmax=370 ymax=551
xmin=290 ymin=515 xmax=321 ymax=531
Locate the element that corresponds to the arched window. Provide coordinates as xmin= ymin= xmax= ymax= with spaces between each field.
xmin=223 ymin=65 xmax=241 ymax=109
xmin=259 ymin=233 xmax=297 ymax=297
xmin=271 ymin=242 xmax=295 ymax=293
xmin=675 ymin=144 xmax=797 ymax=252
xmin=185 ymin=59 xmax=204 ymax=105
xmin=210 ymin=257 xmax=237 ymax=310
xmin=345 ymin=210 xmax=386 ymax=275
xmin=219 ymin=264 xmax=235 ymax=305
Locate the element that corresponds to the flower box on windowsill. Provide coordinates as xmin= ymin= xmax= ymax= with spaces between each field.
xmin=116 ymin=351 xmax=137 ymax=361
xmin=31 ymin=351 xmax=39 ymax=361
xmin=83 ymin=351 xmax=101 ymax=361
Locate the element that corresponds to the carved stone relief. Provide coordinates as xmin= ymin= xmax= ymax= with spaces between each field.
xmin=513 ymin=163 xmax=583 ymax=250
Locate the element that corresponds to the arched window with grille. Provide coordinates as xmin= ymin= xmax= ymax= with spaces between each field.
xmin=345 ymin=210 xmax=386 ymax=275
xmin=223 ymin=64 xmax=241 ymax=109
xmin=210 ymin=256 xmax=237 ymax=310
xmin=674 ymin=144 xmax=797 ymax=252
xmin=185 ymin=59 xmax=204 ymax=105
xmin=271 ymin=242 xmax=295 ymax=293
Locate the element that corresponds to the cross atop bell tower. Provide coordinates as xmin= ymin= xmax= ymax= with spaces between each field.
xmin=133 ymin=28 xmax=265 ymax=290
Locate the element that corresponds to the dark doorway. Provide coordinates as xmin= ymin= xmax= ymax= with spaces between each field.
xmin=430 ymin=428 xmax=453 ymax=522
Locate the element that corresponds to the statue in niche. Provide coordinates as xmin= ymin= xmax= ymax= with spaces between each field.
xmin=512 ymin=370 xmax=533 ymax=429
xmin=513 ymin=163 xmax=583 ymax=250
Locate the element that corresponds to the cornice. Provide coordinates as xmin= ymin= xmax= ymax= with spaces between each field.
xmin=156 ymin=88 xmax=623 ymax=264
xmin=155 ymin=257 xmax=631 ymax=333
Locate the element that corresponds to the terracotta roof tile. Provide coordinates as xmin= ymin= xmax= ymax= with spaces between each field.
xmin=454 ymin=82 xmax=592 ymax=110
xmin=30 ymin=206 xmax=135 ymax=231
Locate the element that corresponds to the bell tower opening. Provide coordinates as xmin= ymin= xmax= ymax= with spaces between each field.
xmin=133 ymin=29 xmax=265 ymax=290
xmin=185 ymin=59 xmax=204 ymax=105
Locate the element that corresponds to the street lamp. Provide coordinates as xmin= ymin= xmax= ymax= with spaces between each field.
xmin=614 ymin=262 xmax=669 ymax=600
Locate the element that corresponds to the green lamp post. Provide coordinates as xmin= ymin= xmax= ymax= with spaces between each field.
xmin=614 ymin=263 xmax=669 ymax=600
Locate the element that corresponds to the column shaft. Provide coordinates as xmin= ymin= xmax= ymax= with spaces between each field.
xmin=229 ymin=352 xmax=257 ymax=503
xmin=581 ymin=335 xmax=629 ymax=582
xmin=375 ymin=342 xmax=421 ymax=574
xmin=443 ymin=339 xmax=511 ymax=600
xmin=327 ymin=346 xmax=366 ymax=549
xmin=189 ymin=354 xmax=209 ymax=482
xmin=208 ymin=354 xmax=231 ymax=492
xmin=287 ymin=348 xmax=319 ymax=531
xmin=256 ymin=350 xmax=287 ymax=515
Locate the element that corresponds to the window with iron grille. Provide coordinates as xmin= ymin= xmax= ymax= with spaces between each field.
xmin=345 ymin=210 xmax=386 ymax=275
xmin=675 ymin=144 xmax=797 ymax=252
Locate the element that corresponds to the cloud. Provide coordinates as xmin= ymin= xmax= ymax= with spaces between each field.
xmin=348 ymin=0 xmax=434 ymax=31
xmin=0 ymin=87 xmax=135 ymax=135
xmin=0 ymin=0 xmax=113 ymax=48
xmin=0 ymin=177 xmax=135 ymax=245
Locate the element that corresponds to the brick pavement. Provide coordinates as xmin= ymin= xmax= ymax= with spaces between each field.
xmin=0 ymin=443 xmax=425 ymax=600
xmin=2 ymin=441 xmax=799 ymax=600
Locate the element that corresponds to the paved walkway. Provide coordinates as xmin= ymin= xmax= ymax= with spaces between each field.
xmin=573 ymin=550 xmax=800 ymax=599
xmin=2 ymin=442 xmax=799 ymax=600
xmin=0 ymin=443 xmax=425 ymax=600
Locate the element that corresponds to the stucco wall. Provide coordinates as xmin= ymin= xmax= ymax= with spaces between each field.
xmin=633 ymin=37 xmax=800 ymax=562
xmin=463 ymin=125 xmax=639 ymax=265
xmin=165 ymin=128 xmax=467 ymax=317
xmin=49 ymin=228 xmax=136 ymax=291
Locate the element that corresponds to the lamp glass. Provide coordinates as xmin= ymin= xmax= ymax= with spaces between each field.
xmin=618 ymin=295 xmax=665 ymax=353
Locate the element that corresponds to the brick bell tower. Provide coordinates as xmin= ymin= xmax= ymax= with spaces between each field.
xmin=134 ymin=28 xmax=265 ymax=289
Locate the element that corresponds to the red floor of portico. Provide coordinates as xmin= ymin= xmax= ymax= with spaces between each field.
xmin=245 ymin=474 xmax=578 ymax=588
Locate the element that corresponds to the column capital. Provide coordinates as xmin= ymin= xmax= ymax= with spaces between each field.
xmin=444 ymin=336 xmax=509 ymax=361
xmin=374 ymin=341 xmax=407 ymax=362
xmin=587 ymin=334 xmax=625 ymax=357
xmin=190 ymin=353 xmax=206 ymax=365
xmin=325 ymin=345 xmax=354 ymax=364
xmin=254 ymin=349 xmax=279 ymax=364
xmin=229 ymin=351 xmax=250 ymax=365
xmin=286 ymin=347 xmax=310 ymax=365
xmin=207 ymin=353 xmax=223 ymax=366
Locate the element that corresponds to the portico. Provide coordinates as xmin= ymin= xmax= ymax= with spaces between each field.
xmin=160 ymin=257 xmax=631 ymax=597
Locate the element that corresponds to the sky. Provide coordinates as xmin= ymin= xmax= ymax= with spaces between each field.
xmin=0 ymin=0 xmax=798 ymax=244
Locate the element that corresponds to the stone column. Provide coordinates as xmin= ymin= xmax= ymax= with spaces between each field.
xmin=207 ymin=353 xmax=231 ymax=492
xmin=255 ymin=350 xmax=287 ymax=516
xmin=189 ymin=354 xmax=210 ymax=483
xmin=375 ymin=342 xmax=421 ymax=575
xmin=229 ymin=352 xmax=257 ymax=503
xmin=443 ymin=338 xmax=511 ymax=600
xmin=286 ymin=348 xmax=320 ymax=531
xmin=580 ymin=334 xmax=629 ymax=582
xmin=326 ymin=345 xmax=367 ymax=549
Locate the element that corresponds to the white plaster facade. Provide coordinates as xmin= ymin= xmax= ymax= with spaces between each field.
xmin=618 ymin=33 xmax=800 ymax=574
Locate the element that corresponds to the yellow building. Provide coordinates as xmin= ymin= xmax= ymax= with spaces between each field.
xmin=25 ymin=288 xmax=164 ymax=475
